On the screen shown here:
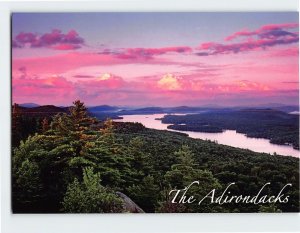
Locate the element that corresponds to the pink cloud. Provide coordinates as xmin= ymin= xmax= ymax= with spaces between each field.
xmin=262 ymin=47 xmax=299 ymax=57
xmin=157 ymin=73 xmax=184 ymax=90
xmin=198 ymin=36 xmax=298 ymax=56
xmin=12 ymin=50 xmax=201 ymax=77
xmin=12 ymin=69 xmax=297 ymax=106
xmin=13 ymin=52 xmax=129 ymax=75
xmin=133 ymin=73 xmax=283 ymax=107
xmin=12 ymin=40 xmax=22 ymax=48
xmin=259 ymin=23 xmax=299 ymax=32
xmin=77 ymin=73 xmax=125 ymax=90
xmin=198 ymin=23 xmax=299 ymax=56
xmin=73 ymin=74 xmax=95 ymax=79
xmin=100 ymin=46 xmax=192 ymax=60
xmin=225 ymin=29 xmax=254 ymax=41
xmin=12 ymin=73 xmax=126 ymax=104
xmin=225 ymin=23 xmax=298 ymax=41
xmin=15 ymin=32 xmax=37 ymax=44
xmin=12 ymin=76 xmax=75 ymax=104
xmin=155 ymin=74 xmax=270 ymax=93
xmin=13 ymin=29 xmax=84 ymax=50
xmin=50 ymin=44 xmax=82 ymax=50
xmin=125 ymin=46 xmax=192 ymax=58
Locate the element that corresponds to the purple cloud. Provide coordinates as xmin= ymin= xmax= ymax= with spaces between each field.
xmin=13 ymin=29 xmax=85 ymax=50
xmin=99 ymin=46 xmax=192 ymax=60
xmin=198 ymin=23 xmax=299 ymax=56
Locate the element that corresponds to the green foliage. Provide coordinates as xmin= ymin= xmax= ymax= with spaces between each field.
xmin=62 ymin=167 xmax=124 ymax=213
xmin=12 ymin=100 xmax=300 ymax=213
xmin=42 ymin=117 xmax=50 ymax=132
xmin=127 ymin=175 xmax=160 ymax=212
xmin=126 ymin=137 xmax=152 ymax=183
xmin=259 ymin=203 xmax=282 ymax=213
xmin=12 ymin=103 xmax=42 ymax=147
xmin=163 ymin=145 xmax=222 ymax=212
xmin=14 ymin=159 xmax=42 ymax=202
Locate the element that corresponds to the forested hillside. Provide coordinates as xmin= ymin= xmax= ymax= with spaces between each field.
xmin=12 ymin=101 xmax=299 ymax=213
xmin=162 ymin=109 xmax=299 ymax=149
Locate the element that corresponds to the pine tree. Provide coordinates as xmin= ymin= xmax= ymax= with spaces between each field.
xmin=174 ymin=145 xmax=197 ymax=169
xmin=127 ymin=175 xmax=160 ymax=213
xmin=69 ymin=100 xmax=96 ymax=132
xmin=86 ymin=119 xmax=131 ymax=189
xmin=50 ymin=113 xmax=73 ymax=136
xmin=62 ymin=167 xmax=124 ymax=213
xmin=100 ymin=119 xmax=115 ymax=143
xmin=127 ymin=137 xmax=151 ymax=183
xmin=42 ymin=117 xmax=50 ymax=133
xmin=164 ymin=145 xmax=222 ymax=212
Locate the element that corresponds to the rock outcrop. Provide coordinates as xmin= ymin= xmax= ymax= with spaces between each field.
xmin=116 ymin=191 xmax=145 ymax=213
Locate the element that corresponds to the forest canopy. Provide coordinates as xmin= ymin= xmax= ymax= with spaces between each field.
xmin=12 ymin=101 xmax=299 ymax=213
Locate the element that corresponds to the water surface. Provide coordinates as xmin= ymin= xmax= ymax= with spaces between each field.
xmin=115 ymin=114 xmax=299 ymax=157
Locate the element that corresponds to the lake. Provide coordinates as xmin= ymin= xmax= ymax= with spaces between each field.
xmin=115 ymin=114 xmax=299 ymax=158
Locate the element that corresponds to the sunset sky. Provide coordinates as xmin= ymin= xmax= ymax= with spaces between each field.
xmin=12 ymin=13 xmax=299 ymax=107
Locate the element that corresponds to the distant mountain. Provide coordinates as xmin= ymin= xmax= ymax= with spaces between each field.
xmin=238 ymin=108 xmax=287 ymax=115
xmin=171 ymin=106 xmax=198 ymax=112
xmin=25 ymin=105 xmax=67 ymax=112
xmin=273 ymin=105 xmax=299 ymax=113
xmin=117 ymin=106 xmax=227 ymax=115
xmin=244 ymin=103 xmax=299 ymax=113
xmin=88 ymin=105 xmax=119 ymax=112
xmin=16 ymin=103 xmax=299 ymax=119
xmin=116 ymin=108 xmax=159 ymax=115
xmin=16 ymin=105 xmax=68 ymax=118
xmin=261 ymin=103 xmax=296 ymax=108
xmin=131 ymin=107 xmax=164 ymax=113
xmin=170 ymin=106 xmax=214 ymax=112
xmin=19 ymin=103 xmax=40 ymax=108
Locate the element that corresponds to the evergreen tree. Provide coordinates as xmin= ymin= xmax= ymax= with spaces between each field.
xmin=50 ymin=113 xmax=74 ymax=136
xmin=69 ymin=100 xmax=96 ymax=132
xmin=85 ymin=119 xmax=131 ymax=189
xmin=127 ymin=175 xmax=160 ymax=213
xmin=127 ymin=136 xmax=152 ymax=183
xmin=157 ymin=186 xmax=186 ymax=213
xmin=42 ymin=117 xmax=50 ymax=133
xmin=100 ymin=118 xmax=115 ymax=143
xmin=164 ymin=145 xmax=222 ymax=212
xmin=62 ymin=167 xmax=124 ymax=213
xmin=14 ymin=159 xmax=42 ymax=205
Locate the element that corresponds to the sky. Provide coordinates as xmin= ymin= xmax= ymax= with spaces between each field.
xmin=12 ymin=13 xmax=299 ymax=107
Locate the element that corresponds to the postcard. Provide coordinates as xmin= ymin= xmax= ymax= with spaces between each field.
xmin=11 ymin=12 xmax=299 ymax=214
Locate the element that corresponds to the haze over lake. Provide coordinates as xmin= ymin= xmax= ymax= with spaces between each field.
xmin=115 ymin=114 xmax=299 ymax=157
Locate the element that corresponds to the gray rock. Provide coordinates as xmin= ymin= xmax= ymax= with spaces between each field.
xmin=116 ymin=191 xmax=145 ymax=213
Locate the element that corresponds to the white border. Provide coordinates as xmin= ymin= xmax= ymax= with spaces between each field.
xmin=1 ymin=1 xmax=300 ymax=233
